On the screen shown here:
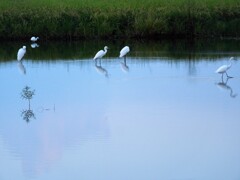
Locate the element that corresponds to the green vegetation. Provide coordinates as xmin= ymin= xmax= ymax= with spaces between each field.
xmin=0 ymin=0 xmax=240 ymax=40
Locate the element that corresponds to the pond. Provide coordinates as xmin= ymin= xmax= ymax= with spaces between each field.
xmin=0 ymin=39 xmax=240 ymax=180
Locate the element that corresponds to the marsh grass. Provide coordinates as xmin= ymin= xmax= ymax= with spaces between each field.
xmin=0 ymin=0 xmax=239 ymax=40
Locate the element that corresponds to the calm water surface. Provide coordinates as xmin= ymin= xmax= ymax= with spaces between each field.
xmin=0 ymin=40 xmax=240 ymax=180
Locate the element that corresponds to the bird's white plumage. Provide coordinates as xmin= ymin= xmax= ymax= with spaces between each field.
xmin=17 ymin=46 xmax=26 ymax=61
xmin=94 ymin=50 xmax=105 ymax=60
xmin=119 ymin=46 xmax=130 ymax=58
xmin=30 ymin=36 xmax=39 ymax=42
xmin=215 ymin=65 xmax=230 ymax=74
xmin=93 ymin=46 xmax=108 ymax=60
xmin=215 ymin=57 xmax=233 ymax=74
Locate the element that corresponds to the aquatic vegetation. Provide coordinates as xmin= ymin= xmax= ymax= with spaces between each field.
xmin=21 ymin=86 xmax=36 ymax=123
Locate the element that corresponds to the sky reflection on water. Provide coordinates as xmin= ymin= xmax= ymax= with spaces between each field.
xmin=0 ymin=40 xmax=240 ymax=180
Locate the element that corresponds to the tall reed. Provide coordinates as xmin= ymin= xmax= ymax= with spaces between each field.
xmin=0 ymin=0 xmax=239 ymax=40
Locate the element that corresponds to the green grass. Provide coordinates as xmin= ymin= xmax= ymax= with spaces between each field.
xmin=0 ymin=0 xmax=240 ymax=40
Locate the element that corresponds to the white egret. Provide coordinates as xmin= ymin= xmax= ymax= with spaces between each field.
xmin=30 ymin=36 xmax=39 ymax=42
xmin=215 ymin=57 xmax=235 ymax=79
xmin=119 ymin=46 xmax=130 ymax=73
xmin=93 ymin=46 xmax=109 ymax=63
xmin=17 ymin=46 xmax=26 ymax=61
xmin=119 ymin=46 xmax=130 ymax=59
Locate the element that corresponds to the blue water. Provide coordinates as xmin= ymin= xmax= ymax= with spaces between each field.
xmin=0 ymin=40 xmax=240 ymax=180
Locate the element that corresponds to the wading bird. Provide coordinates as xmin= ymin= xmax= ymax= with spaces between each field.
xmin=119 ymin=46 xmax=130 ymax=73
xmin=93 ymin=46 xmax=109 ymax=64
xmin=215 ymin=57 xmax=235 ymax=79
xmin=119 ymin=46 xmax=130 ymax=59
xmin=17 ymin=46 xmax=26 ymax=61
xmin=30 ymin=36 xmax=39 ymax=42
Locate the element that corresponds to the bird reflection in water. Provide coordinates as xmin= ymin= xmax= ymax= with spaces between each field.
xmin=31 ymin=43 xmax=39 ymax=48
xmin=216 ymin=78 xmax=237 ymax=98
xmin=94 ymin=60 xmax=109 ymax=78
xmin=120 ymin=58 xmax=129 ymax=73
xmin=21 ymin=86 xmax=36 ymax=123
xmin=18 ymin=61 xmax=26 ymax=75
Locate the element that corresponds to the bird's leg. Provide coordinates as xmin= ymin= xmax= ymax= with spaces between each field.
xmin=225 ymin=76 xmax=229 ymax=84
xmin=226 ymin=72 xmax=233 ymax=78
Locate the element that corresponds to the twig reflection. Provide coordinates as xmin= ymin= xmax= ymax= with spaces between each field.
xmin=38 ymin=104 xmax=55 ymax=113
xmin=21 ymin=86 xmax=36 ymax=123
xmin=21 ymin=109 xmax=35 ymax=123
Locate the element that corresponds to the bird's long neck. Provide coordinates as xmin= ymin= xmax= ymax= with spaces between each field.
xmin=104 ymin=49 xmax=108 ymax=54
xmin=228 ymin=59 xmax=232 ymax=68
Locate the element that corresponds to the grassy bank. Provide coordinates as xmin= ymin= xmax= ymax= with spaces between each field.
xmin=0 ymin=0 xmax=240 ymax=40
